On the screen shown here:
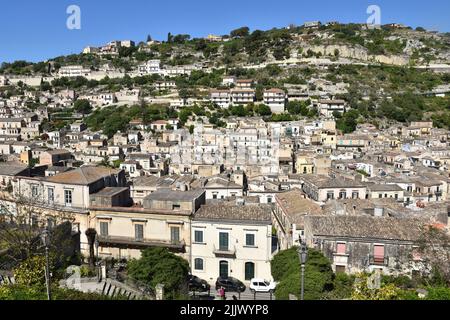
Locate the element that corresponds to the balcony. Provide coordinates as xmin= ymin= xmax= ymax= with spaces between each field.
xmin=333 ymin=252 xmax=349 ymax=265
xmin=369 ymin=255 xmax=388 ymax=267
xmin=98 ymin=235 xmax=186 ymax=252
xmin=213 ymin=245 xmax=236 ymax=258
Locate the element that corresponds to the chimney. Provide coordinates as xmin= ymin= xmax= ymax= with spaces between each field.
xmin=374 ymin=207 xmax=384 ymax=217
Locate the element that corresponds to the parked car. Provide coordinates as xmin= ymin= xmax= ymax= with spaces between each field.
xmin=249 ymin=279 xmax=277 ymax=293
xmin=188 ymin=275 xmax=210 ymax=292
xmin=215 ymin=277 xmax=246 ymax=293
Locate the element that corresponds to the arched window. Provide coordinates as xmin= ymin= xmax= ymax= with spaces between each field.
xmin=194 ymin=258 xmax=204 ymax=271
xmin=245 ymin=262 xmax=255 ymax=281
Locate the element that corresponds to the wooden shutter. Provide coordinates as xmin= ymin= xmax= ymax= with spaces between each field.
xmin=374 ymin=245 xmax=385 ymax=258
xmin=337 ymin=243 xmax=346 ymax=254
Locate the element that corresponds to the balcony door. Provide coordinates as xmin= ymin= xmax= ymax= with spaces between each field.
xmin=219 ymin=232 xmax=229 ymax=251
xmin=171 ymin=227 xmax=180 ymax=244
xmin=373 ymin=245 xmax=385 ymax=264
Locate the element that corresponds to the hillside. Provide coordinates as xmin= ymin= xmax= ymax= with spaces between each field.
xmin=1 ymin=22 xmax=449 ymax=133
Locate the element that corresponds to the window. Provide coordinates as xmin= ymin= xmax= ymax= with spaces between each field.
xmin=48 ymin=188 xmax=54 ymax=203
xmin=245 ymin=262 xmax=255 ymax=281
xmin=373 ymin=245 xmax=385 ymax=265
xmin=194 ymin=230 xmax=204 ymax=244
xmin=339 ymin=191 xmax=347 ymax=199
xmin=326 ymin=192 xmax=334 ymax=200
xmin=100 ymin=221 xmax=109 ymax=237
xmin=352 ymin=191 xmax=359 ymax=199
xmin=194 ymin=258 xmax=204 ymax=271
xmin=336 ymin=243 xmax=346 ymax=255
xmin=171 ymin=227 xmax=180 ymax=244
xmin=135 ymin=224 xmax=144 ymax=241
xmin=412 ymin=247 xmax=422 ymax=262
xmin=219 ymin=232 xmax=229 ymax=251
xmin=172 ymin=204 xmax=181 ymax=210
xmin=31 ymin=185 xmax=39 ymax=198
xmin=245 ymin=234 xmax=255 ymax=247
xmin=64 ymin=190 xmax=73 ymax=206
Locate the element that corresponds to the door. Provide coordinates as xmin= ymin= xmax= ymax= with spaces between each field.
xmin=245 ymin=262 xmax=255 ymax=281
xmin=335 ymin=265 xmax=346 ymax=273
xmin=219 ymin=261 xmax=229 ymax=278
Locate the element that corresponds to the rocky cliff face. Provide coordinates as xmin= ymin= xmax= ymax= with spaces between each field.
xmin=298 ymin=44 xmax=410 ymax=66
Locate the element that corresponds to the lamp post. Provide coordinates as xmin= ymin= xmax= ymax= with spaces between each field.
xmin=94 ymin=235 xmax=100 ymax=282
xmin=40 ymin=229 xmax=51 ymax=301
xmin=297 ymin=241 xmax=308 ymax=301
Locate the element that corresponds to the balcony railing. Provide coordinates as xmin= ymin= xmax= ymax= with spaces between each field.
xmin=213 ymin=244 xmax=236 ymax=258
xmin=369 ymin=255 xmax=389 ymax=266
xmin=98 ymin=235 xmax=186 ymax=251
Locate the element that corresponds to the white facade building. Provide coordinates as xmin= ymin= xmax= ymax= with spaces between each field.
xmin=58 ymin=65 xmax=91 ymax=78
xmin=318 ymin=99 xmax=347 ymax=117
xmin=210 ymin=90 xmax=231 ymax=108
xmin=231 ymin=89 xmax=255 ymax=105
xmin=138 ymin=60 xmax=161 ymax=75
xmin=191 ymin=204 xmax=273 ymax=284
xmin=263 ymin=89 xmax=286 ymax=114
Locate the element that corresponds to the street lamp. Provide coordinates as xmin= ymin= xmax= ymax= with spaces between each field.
xmin=297 ymin=240 xmax=308 ymax=301
xmin=40 ymin=229 xmax=52 ymax=301
xmin=94 ymin=234 xmax=100 ymax=282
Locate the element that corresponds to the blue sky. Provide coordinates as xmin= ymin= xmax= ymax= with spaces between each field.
xmin=0 ymin=0 xmax=449 ymax=63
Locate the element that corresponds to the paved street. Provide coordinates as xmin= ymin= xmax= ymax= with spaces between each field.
xmin=190 ymin=288 xmax=275 ymax=301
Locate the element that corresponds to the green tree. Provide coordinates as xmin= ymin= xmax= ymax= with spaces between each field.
xmin=127 ymin=248 xmax=190 ymax=299
xmin=230 ymin=105 xmax=248 ymax=117
xmin=230 ymin=26 xmax=250 ymax=38
xmin=336 ymin=109 xmax=360 ymax=133
xmin=351 ymin=273 xmax=402 ymax=300
xmin=74 ymin=99 xmax=92 ymax=115
xmin=13 ymin=255 xmax=48 ymax=288
xmin=256 ymin=104 xmax=272 ymax=116
xmin=271 ymin=247 xmax=334 ymax=300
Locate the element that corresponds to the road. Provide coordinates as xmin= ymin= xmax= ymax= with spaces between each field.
xmin=190 ymin=288 xmax=275 ymax=301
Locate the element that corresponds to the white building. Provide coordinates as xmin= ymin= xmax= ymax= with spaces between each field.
xmin=138 ymin=60 xmax=161 ymax=75
xmin=203 ymin=177 xmax=243 ymax=200
xmin=210 ymin=90 xmax=231 ymax=108
xmin=163 ymin=65 xmax=194 ymax=77
xmin=318 ymin=99 xmax=347 ymax=117
xmin=263 ymin=89 xmax=286 ymax=114
xmin=222 ymin=76 xmax=236 ymax=87
xmin=83 ymin=46 xmax=99 ymax=54
xmin=191 ymin=203 xmax=273 ymax=284
xmin=58 ymin=65 xmax=91 ymax=78
xmin=231 ymin=89 xmax=255 ymax=105
xmin=0 ymin=76 xmax=9 ymax=86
